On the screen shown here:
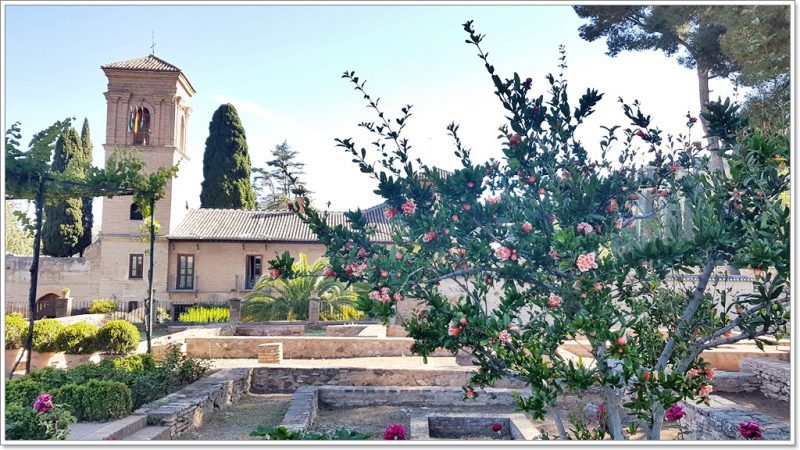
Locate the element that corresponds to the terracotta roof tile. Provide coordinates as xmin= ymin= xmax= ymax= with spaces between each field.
xmin=102 ymin=54 xmax=182 ymax=72
xmin=168 ymin=208 xmax=392 ymax=243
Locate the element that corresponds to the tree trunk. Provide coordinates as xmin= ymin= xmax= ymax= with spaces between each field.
xmin=145 ymin=197 xmax=155 ymax=353
xmin=23 ymin=179 xmax=46 ymax=374
xmin=646 ymin=404 xmax=665 ymax=440
xmin=603 ymin=386 xmax=626 ymax=440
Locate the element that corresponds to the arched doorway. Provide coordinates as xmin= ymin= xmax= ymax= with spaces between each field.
xmin=35 ymin=293 xmax=60 ymax=320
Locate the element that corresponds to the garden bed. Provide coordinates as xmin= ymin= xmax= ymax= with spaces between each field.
xmin=175 ymin=394 xmax=291 ymax=441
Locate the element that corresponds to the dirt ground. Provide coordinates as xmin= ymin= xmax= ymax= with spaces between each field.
xmin=715 ymin=392 xmax=790 ymax=424
xmin=177 ymin=394 xmax=292 ymax=441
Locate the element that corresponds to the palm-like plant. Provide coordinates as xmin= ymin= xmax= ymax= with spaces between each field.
xmin=243 ymin=253 xmax=365 ymax=321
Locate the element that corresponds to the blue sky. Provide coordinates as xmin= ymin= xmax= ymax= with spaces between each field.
xmin=4 ymin=4 xmax=738 ymax=219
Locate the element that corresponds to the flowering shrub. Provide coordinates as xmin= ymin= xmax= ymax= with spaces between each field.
xmin=664 ymin=404 xmax=685 ymax=421
xmin=5 ymin=402 xmax=75 ymax=440
xmin=271 ymin=21 xmax=789 ymax=440
xmin=384 ymin=424 xmax=407 ymax=440
xmin=739 ymin=421 xmax=762 ymax=440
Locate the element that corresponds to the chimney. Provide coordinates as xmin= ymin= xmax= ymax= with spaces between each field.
xmin=291 ymin=186 xmax=307 ymax=214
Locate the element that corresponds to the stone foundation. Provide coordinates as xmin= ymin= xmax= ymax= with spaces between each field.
xmin=709 ymin=371 xmax=760 ymax=393
xmin=739 ymin=358 xmax=790 ymax=402
xmin=410 ymin=413 xmax=540 ymax=440
xmin=682 ymin=395 xmax=790 ymax=440
xmin=279 ymin=386 xmax=318 ymax=432
xmin=134 ymin=368 xmax=251 ymax=438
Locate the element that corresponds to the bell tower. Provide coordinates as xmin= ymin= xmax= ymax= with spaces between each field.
xmin=100 ymin=54 xmax=195 ymax=235
xmin=96 ymin=54 xmax=196 ymax=303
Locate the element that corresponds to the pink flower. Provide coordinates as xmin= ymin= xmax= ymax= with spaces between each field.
xmin=384 ymin=424 xmax=407 ymax=440
xmin=459 ymin=317 xmax=468 ymax=326
xmin=416 ymin=309 xmax=424 ymax=319
xmin=671 ymin=162 xmax=681 ymax=171
xmin=547 ymin=293 xmax=562 ymax=308
xmin=395 ymin=251 xmax=403 ymax=260
xmin=537 ymin=187 xmax=545 ymax=195
xmin=494 ymin=246 xmax=513 ymax=261
xmin=401 ymin=198 xmax=416 ymax=216
xmin=593 ymin=282 xmax=602 ymax=290
xmin=357 ymin=247 xmax=368 ymax=258
xmin=704 ymin=367 xmax=715 ymax=381
xmin=698 ymin=384 xmax=713 ymax=398
xmin=577 ymin=222 xmax=594 ymax=235
xmin=521 ymin=222 xmax=533 ymax=233
xmin=576 ymin=252 xmax=598 ymax=272
xmin=498 ymin=330 xmax=511 ymax=344
xmin=467 ymin=181 xmax=474 ymax=189
xmin=492 ymin=423 xmax=503 ymax=433
xmin=548 ymin=249 xmax=559 ymax=260
xmin=606 ymin=199 xmax=618 ymax=213
xmin=635 ymin=129 xmax=648 ymax=139
xmin=383 ymin=207 xmax=397 ymax=220
xmin=449 ymin=325 xmax=461 ymax=336
xmin=451 ymin=214 xmax=459 ymax=222
xmin=624 ymin=201 xmax=632 ymax=210
xmin=369 ymin=291 xmax=381 ymax=301
xmin=488 ymin=196 xmax=501 ymax=206
xmin=465 ymin=388 xmax=474 ymax=398
xmin=393 ymin=292 xmax=403 ymax=301
xmin=615 ymin=218 xmax=623 ymax=230
xmin=581 ymin=292 xmax=588 ymax=298
xmin=629 ymin=193 xmax=640 ymax=201
xmin=380 ymin=270 xmax=389 ymax=278
xmin=665 ymin=404 xmax=685 ymax=421
xmin=323 ymin=267 xmax=336 ymax=277
xmin=463 ymin=203 xmax=472 ymax=211
xmin=687 ymin=369 xmax=700 ymax=378
xmin=739 ymin=421 xmax=761 ymax=440
xmin=422 ymin=231 xmax=438 ymax=242
xmin=509 ymin=134 xmax=522 ymax=147
xmin=269 ymin=268 xmax=281 ymax=279
xmin=33 ymin=393 xmax=53 ymax=414
xmin=617 ymin=335 xmax=627 ymax=346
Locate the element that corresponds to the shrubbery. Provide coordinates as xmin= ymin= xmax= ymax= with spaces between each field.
xmin=6 ymin=379 xmax=45 ymax=406
xmin=96 ymin=320 xmax=140 ymax=354
xmin=178 ymin=305 xmax=229 ymax=323
xmin=69 ymin=380 xmax=132 ymax=421
xmin=55 ymin=322 xmax=97 ymax=354
xmin=5 ymin=313 xmax=28 ymax=349
xmin=31 ymin=319 xmax=64 ymax=352
xmin=250 ymin=425 xmax=370 ymax=440
xmin=5 ymin=402 xmax=75 ymax=440
xmin=87 ymin=298 xmax=116 ymax=314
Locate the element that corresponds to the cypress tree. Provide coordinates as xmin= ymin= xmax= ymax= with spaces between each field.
xmin=42 ymin=128 xmax=84 ymax=257
xmin=77 ymin=118 xmax=93 ymax=256
xmin=200 ymin=103 xmax=256 ymax=209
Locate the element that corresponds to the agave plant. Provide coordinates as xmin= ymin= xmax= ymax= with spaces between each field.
xmin=243 ymin=253 xmax=365 ymax=321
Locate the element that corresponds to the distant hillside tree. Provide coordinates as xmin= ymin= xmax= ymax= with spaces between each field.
xmin=252 ymin=140 xmax=307 ymax=210
xmin=42 ymin=128 xmax=84 ymax=257
xmin=77 ymin=118 xmax=94 ymax=256
xmin=200 ymin=103 xmax=256 ymax=209
xmin=4 ymin=202 xmax=33 ymax=256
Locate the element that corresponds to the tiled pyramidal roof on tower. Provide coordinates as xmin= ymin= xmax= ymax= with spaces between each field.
xmin=101 ymin=54 xmax=182 ymax=72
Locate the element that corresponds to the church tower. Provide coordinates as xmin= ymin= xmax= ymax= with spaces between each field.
xmin=96 ymin=54 xmax=196 ymax=303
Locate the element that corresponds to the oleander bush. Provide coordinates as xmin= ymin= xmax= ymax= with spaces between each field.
xmin=31 ymin=319 xmax=65 ymax=352
xmin=96 ymin=320 xmax=140 ymax=354
xmin=55 ymin=322 xmax=98 ymax=354
xmin=87 ymin=298 xmax=117 ymax=314
xmin=5 ymin=313 xmax=28 ymax=349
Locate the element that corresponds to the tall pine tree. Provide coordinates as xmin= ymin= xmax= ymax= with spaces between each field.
xmin=252 ymin=141 xmax=307 ymax=210
xmin=77 ymin=118 xmax=93 ymax=256
xmin=42 ymin=128 xmax=84 ymax=257
xmin=200 ymin=103 xmax=256 ymax=209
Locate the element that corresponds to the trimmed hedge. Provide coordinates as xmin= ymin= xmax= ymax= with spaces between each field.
xmin=55 ymin=322 xmax=97 ymax=354
xmin=31 ymin=319 xmax=64 ymax=352
xmin=87 ymin=299 xmax=116 ymax=314
xmin=5 ymin=380 xmax=45 ymax=406
xmin=52 ymin=380 xmax=132 ymax=421
xmin=5 ymin=314 xmax=28 ymax=349
xmin=96 ymin=320 xmax=139 ymax=354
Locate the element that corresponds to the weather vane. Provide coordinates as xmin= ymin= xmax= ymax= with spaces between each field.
xmin=150 ymin=31 xmax=156 ymax=55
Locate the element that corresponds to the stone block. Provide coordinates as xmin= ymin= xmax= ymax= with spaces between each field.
xmin=257 ymin=343 xmax=283 ymax=364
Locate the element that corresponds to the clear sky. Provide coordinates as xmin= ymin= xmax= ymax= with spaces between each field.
xmin=4 ymin=3 xmax=739 ymax=221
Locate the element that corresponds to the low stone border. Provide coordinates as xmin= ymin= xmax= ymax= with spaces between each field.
xmin=410 ymin=413 xmax=540 ymax=440
xmin=279 ymin=386 xmax=319 ymax=432
xmin=710 ymin=370 xmax=760 ymax=393
xmin=681 ymin=395 xmax=790 ymax=440
xmin=134 ymin=368 xmax=251 ymax=438
xmin=739 ymin=357 xmax=790 ymax=402
xmin=317 ymin=386 xmax=528 ymax=408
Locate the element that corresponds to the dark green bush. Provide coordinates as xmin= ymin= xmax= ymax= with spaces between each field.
xmin=25 ymin=367 xmax=68 ymax=389
xmin=55 ymin=322 xmax=98 ymax=354
xmin=5 ymin=313 xmax=28 ymax=349
xmin=96 ymin=320 xmax=140 ymax=354
xmin=5 ymin=402 xmax=76 ymax=440
xmin=129 ymin=370 xmax=171 ymax=408
xmin=5 ymin=379 xmax=44 ymax=406
xmin=81 ymin=380 xmax=132 ymax=421
xmin=87 ymin=298 xmax=116 ymax=314
xmin=51 ymin=384 xmax=84 ymax=418
xmin=63 ymin=362 xmax=109 ymax=385
xmin=31 ymin=319 xmax=64 ymax=352
xmin=159 ymin=347 xmax=211 ymax=384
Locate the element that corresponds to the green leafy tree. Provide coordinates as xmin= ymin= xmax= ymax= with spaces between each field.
xmin=4 ymin=202 xmax=34 ymax=256
xmin=77 ymin=118 xmax=94 ymax=256
xmin=272 ymin=22 xmax=789 ymax=440
xmin=244 ymin=253 xmax=364 ymax=321
xmin=572 ymin=6 xmax=739 ymax=173
xmin=42 ymin=128 xmax=84 ymax=257
xmin=200 ymin=104 xmax=256 ymax=209
xmin=252 ymin=141 xmax=308 ymax=210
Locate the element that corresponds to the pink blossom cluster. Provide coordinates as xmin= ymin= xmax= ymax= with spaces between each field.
xmin=344 ymin=261 xmax=368 ymax=277
xmin=268 ymin=268 xmax=281 ymax=279
xmin=323 ymin=267 xmax=336 ymax=277
xmin=577 ymin=222 xmax=594 ymax=235
xmin=369 ymin=287 xmax=402 ymax=303
xmin=422 ymin=231 xmax=438 ymax=242
xmin=494 ymin=245 xmax=518 ymax=261
xmin=665 ymin=404 xmax=685 ymax=421
xmin=739 ymin=421 xmax=762 ymax=440
xmin=488 ymin=196 xmax=501 ymax=206
xmin=521 ymin=222 xmax=533 ymax=233
xmin=33 ymin=393 xmax=53 ymax=414
xmin=384 ymin=424 xmax=407 ymax=440
xmin=547 ymin=293 xmax=562 ymax=308
xmin=498 ymin=330 xmax=512 ymax=344
xmin=575 ymin=252 xmax=598 ymax=272
xmin=401 ymin=198 xmax=416 ymax=216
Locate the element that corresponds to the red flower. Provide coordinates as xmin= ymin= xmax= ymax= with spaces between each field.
xmin=606 ymin=199 xmax=618 ymax=213
xmin=323 ymin=267 xmax=336 ymax=277
xmin=451 ymin=214 xmax=459 ymax=222
xmin=509 ymin=134 xmax=522 ymax=147
xmin=384 ymin=424 xmax=407 ymax=440
xmin=635 ymin=129 xmax=648 ymax=139
xmin=422 ymin=231 xmax=438 ymax=243
xmin=463 ymin=203 xmax=472 ymax=211
xmin=492 ymin=423 xmax=503 ymax=433
xmin=383 ymin=207 xmax=397 ymax=220
xmin=739 ymin=421 xmax=761 ymax=440
xmin=401 ymin=198 xmax=416 ymax=216
xmin=269 ymin=268 xmax=281 ymax=279
xmin=521 ymin=222 xmax=533 ymax=233
xmin=547 ymin=293 xmax=562 ymax=308
xmin=665 ymin=404 xmax=685 ymax=421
